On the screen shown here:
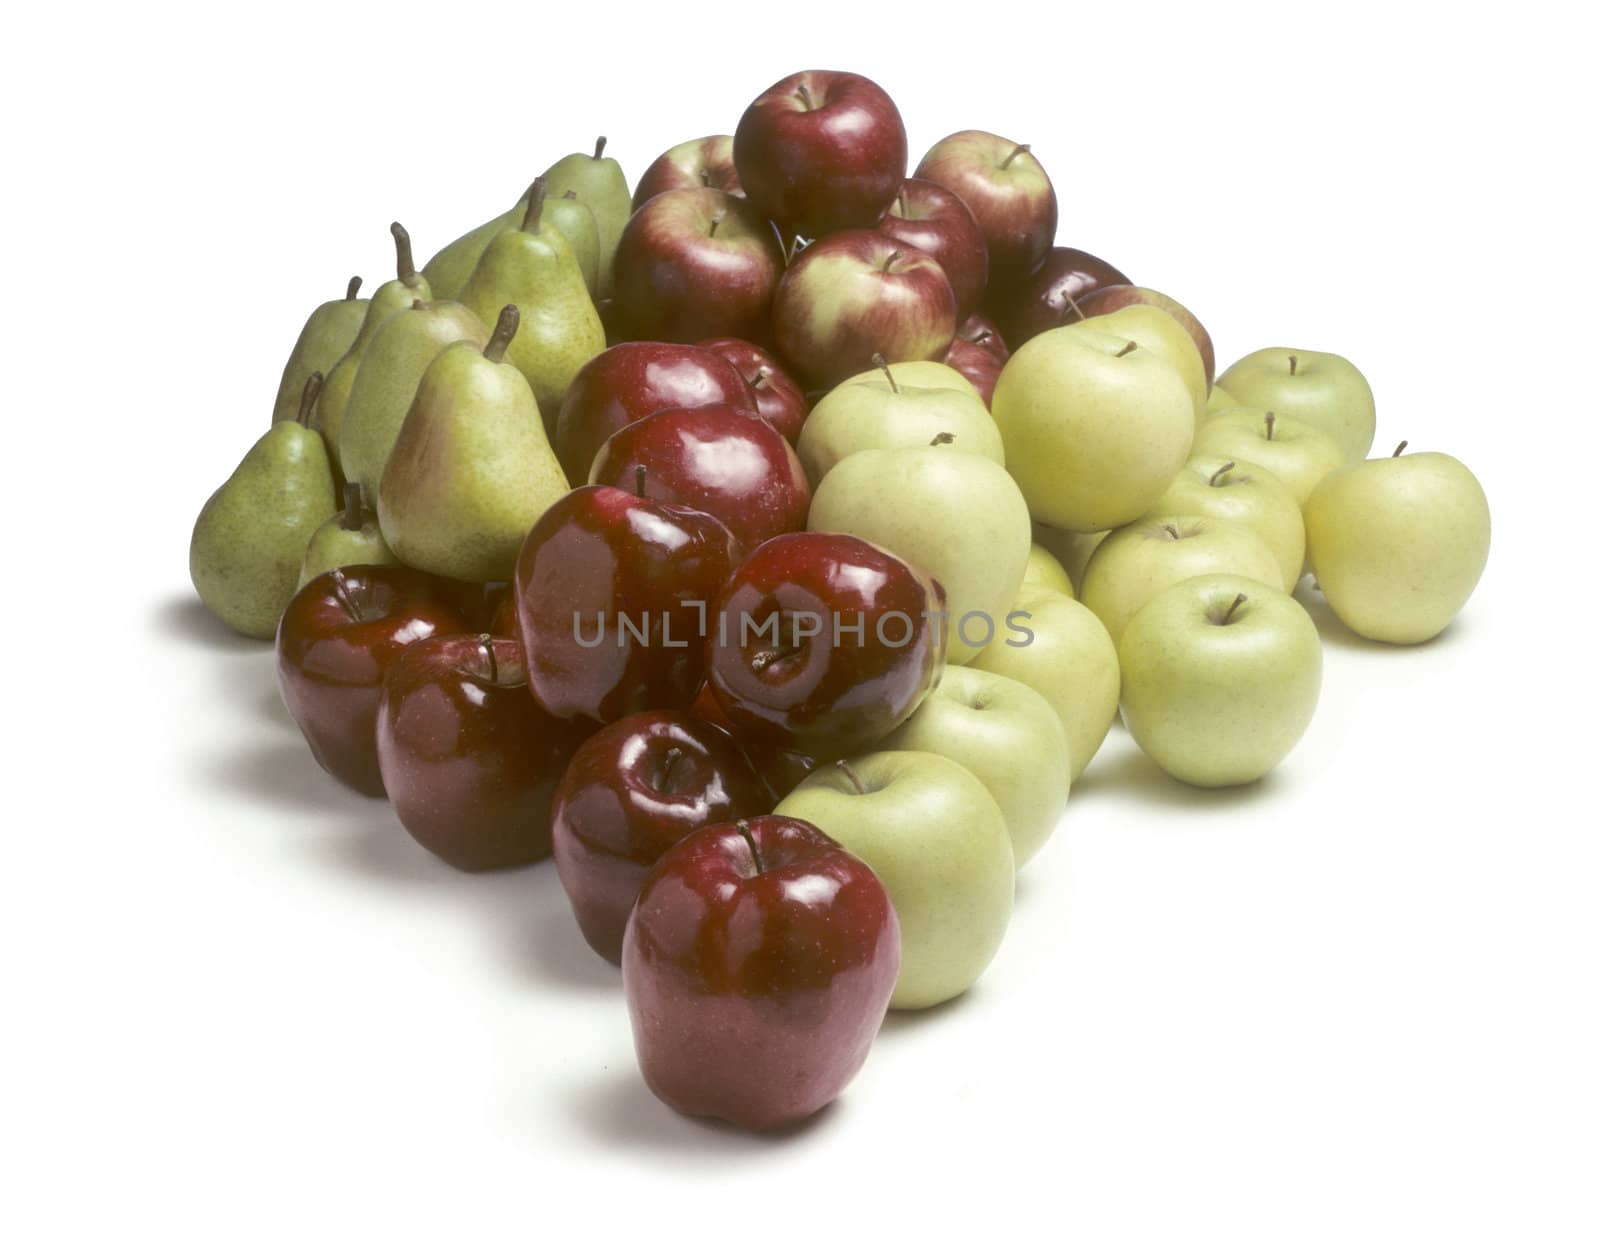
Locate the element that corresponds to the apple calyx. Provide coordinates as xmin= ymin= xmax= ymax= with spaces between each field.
xmin=836 ymin=760 xmax=869 ymax=796
xmin=390 ymin=221 xmax=418 ymax=283
xmin=1212 ymin=593 xmax=1249 ymax=626
xmin=484 ymin=305 xmax=520 ymax=364
xmin=340 ymin=481 xmax=364 ymax=531
xmin=522 ymin=178 xmax=547 ymax=231
xmin=295 ymin=371 xmax=323 ymax=426
xmin=931 ymin=432 xmax=957 ymax=447
xmin=344 ymin=275 xmax=363 ymax=301
xmin=872 ymin=353 xmax=899 ymax=393
xmin=1393 ymin=440 xmax=1409 ymax=457
xmin=593 ymin=136 xmax=608 ymax=161
xmin=1264 ymin=412 xmax=1277 ymax=440
xmin=1000 ymin=142 xmax=1031 ymax=171
xmin=1115 ymin=341 xmax=1138 ymax=359
xmin=736 ymin=819 xmax=766 ymax=873
xmin=1208 ymin=461 xmax=1237 ymax=487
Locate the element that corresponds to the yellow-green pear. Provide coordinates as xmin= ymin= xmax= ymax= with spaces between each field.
xmin=542 ymin=136 xmax=631 ymax=298
xmin=1146 ymin=455 xmax=1306 ymax=591
xmin=272 ymin=276 xmax=366 ymax=426
xmin=548 ymin=190 xmax=601 ymax=293
xmin=298 ymin=482 xmax=398 ymax=587
xmin=1217 ymin=347 xmax=1376 ymax=462
xmin=423 ymin=184 xmax=601 ymax=300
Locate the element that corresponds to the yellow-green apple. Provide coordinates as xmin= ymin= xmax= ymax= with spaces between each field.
xmin=989 ymin=245 xmax=1130 ymax=347
xmin=970 ymin=586 xmax=1119 ymax=782
xmin=1119 ymin=574 xmax=1322 ymax=787
xmin=915 ymin=130 xmax=1057 ymax=287
xmin=1193 ymin=408 xmax=1345 ymax=505
xmin=882 ymin=666 xmax=1069 ymax=867
xmin=798 ymin=357 xmax=999 ymax=484
xmin=807 ymin=437 xmax=1032 ymax=664
xmin=1304 ymin=443 xmax=1490 ymax=644
xmin=1217 ymin=348 xmax=1376 ymax=462
xmin=1084 ymin=303 xmax=1208 ymax=430
xmin=1080 ymin=515 xmax=1282 ymax=643
xmin=1021 ymin=543 xmax=1074 ymax=597
xmin=876 ymin=178 xmax=988 ymax=317
xmin=1146 ymin=455 xmax=1306 ymax=590
xmin=775 ymin=752 xmax=1014 ymax=1010
xmin=1032 ymin=523 xmax=1107 ymax=591
xmin=631 ymin=135 xmax=742 ymax=209
xmin=1077 ymin=285 xmax=1215 ymax=389
xmin=991 ymin=327 xmax=1194 ymax=532
xmin=773 ymin=231 xmax=957 ymax=388
xmin=1204 ymin=383 xmax=1240 ymax=420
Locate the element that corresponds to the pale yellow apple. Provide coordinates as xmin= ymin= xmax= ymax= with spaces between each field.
xmin=1204 ymin=383 xmax=1240 ymax=421
xmin=1084 ymin=303 xmax=1208 ymax=430
xmin=1033 ymin=523 xmax=1108 ymax=589
xmin=1192 ymin=407 xmax=1345 ymax=505
xmin=1217 ymin=347 xmax=1376 ymax=462
xmin=1146 ymin=455 xmax=1306 ymax=590
xmin=1021 ymin=543 xmax=1075 ymax=597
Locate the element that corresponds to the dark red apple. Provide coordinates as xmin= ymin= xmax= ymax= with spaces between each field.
xmin=513 ymin=484 xmax=739 ymax=724
xmin=706 ymin=531 xmax=947 ymax=754
xmin=944 ymin=313 xmax=1009 ymax=407
xmin=915 ymin=130 xmax=1057 ymax=287
xmin=632 ymin=135 xmax=742 ymax=209
xmin=989 ymin=245 xmax=1131 ymax=347
xmin=622 ymin=815 xmax=900 ymax=1130
xmin=876 ymin=178 xmax=987 ymax=318
xmin=275 ymin=566 xmax=471 ymax=796
xmin=697 ymin=337 xmax=810 ymax=444
xmin=692 ymin=684 xmax=823 ymax=804
xmin=587 ymin=404 xmax=810 ymax=556
xmin=733 ymin=70 xmax=908 ymax=239
xmin=555 ymin=342 xmax=756 ymax=486
xmin=611 ymin=188 xmax=784 ymax=346
xmin=772 ymin=230 xmax=956 ymax=388
xmin=1076 ymin=284 xmax=1216 ymax=387
xmin=551 ymin=711 xmax=769 ymax=963
xmin=375 ymin=634 xmax=590 ymax=871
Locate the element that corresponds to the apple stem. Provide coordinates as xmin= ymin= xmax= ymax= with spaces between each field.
xmin=1061 ymin=288 xmax=1085 ymax=321
xmin=296 ymin=371 xmax=323 ymax=426
xmin=881 ymin=249 xmax=901 ymax=273
xmin=836 ymin=760 xmax=868 ymax=796
xmin=344 ymin=275 xmax=363 ymax=301
xmin=1163 ymin=523 xmax=1182 ymax=540
xmin=634 ymin=464 xmax=647 ymax=497
xmin=1000 ymin=143 xmax=1030 ymax=170
xmin=522 ymin=177 xmax=547 ymax=232
xmin=896 ymin=188 xmax=908 ymax=218
xmin=708 ymin=211 xmax=723 ymax=239
xmin=411 ymin=298 xmax=425 ymax=311
xmin=330 ymin=568 xmax=360 ymax=618
xmin=341 ymin=482 xmax=363 ymax=530
xmin=1115 ymin=341 xmax=1138 ymax=358
xmin=751 ymin=366 xmax=771 ymax=391
xmin=736 ymin=819 xmax=764 ymax=873
xmin=872 ymin=353 xmax=898 ymax=393
xmin=794 ymin=83 xmax=814 ymax=110
xmin=750 ymin=644 xmax=802 ymax=672
xmin=1287 ymin=354 xmax=1298 ymax=377
xmin=390 ymin=222 xmax=416 ymax=282
xmin=969 ymin=330 xmax=992 ymax=346
xmin=484 ymin=305 xmax=520 ymax=363
xmin=1264 ymin=411 xmax=1276 ymax=440
xmin=1393 ymin=440 xmax=1409 ymax=457
xmin=931 ymin=432 xmax=956 ymax=446
xmin=479 ymin=633 xmax=498 ymax=683
xmin=1219 ymin=593 xmax=1248 ymax=625
xmin=593 ymin=136 xmax=607 ymax=161
xmin=1208 ymin=461 xmax=1236 ymax=487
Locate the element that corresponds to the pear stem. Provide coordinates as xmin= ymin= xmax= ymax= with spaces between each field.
xmin=931 ymin=432 xmax=956 ymax=446
xmin=634 ymin=464 xmax=647 ymax=497
xmin=522 ymin=178 xmax=547 ymax=232
xmin=1218 ymin=593 xmax=1248 ymax=625
xmin=1264 ymin=411 xmax=1276 ymax=440
xmin=1393 ymin=440 xmax=1409 ymax=457
xmin=1116 ymin=340 xmax=1138 ymax=358
xmin=480 ymin=633 xmax=498 ymax=684
xmin=1001 ymin=143 xmax=1030 ymax=170
xmin=872 ymin=353 xmax=898 ymax=393
xmin=344 ymin=276 xmax=363 ymax=301
xmin=485 ymin=305 xmax=520 ymax=363
xmin=1287 ymin=354 xmax=1298 ymax=377
xmin=593 ymin=136 xmax=607 ymax=161
xmin=390 ymin=222 xmax=416 ymax=282
xmin=1208 ymin=461 xmax=1236 ymax=487
xmin=736 ymin=819 xmax=764 ymax=873
xmin=296 ymin=371 xmax=323 ymax=425
xmin=836 ymin=760 xmax=868 ymax=796
xmin=341 ymin=482 xmax=363 ymax=530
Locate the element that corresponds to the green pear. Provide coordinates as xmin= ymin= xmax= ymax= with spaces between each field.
xmin=541 ymin=136 xmax=631 ymax=298
xmin=298 ymin=482 xmax=398 ymax=587
xmin=377 ymin=306 xmax=571 ymax=582
xmin=316 ymin=223 xmax=430 ymax=465
xmin=422 ymin=196 xmax=525 ymax=302
xmin=458 ymin=181 xmax=606 ymax=425
xmin=548 ymin=189 xmax=601 ymax=293
xmin=271 ymin=275 xmax=366 ymax=426
xmin=339 ymin=297 xmax=489 ymax=493
xmin=190 ymin=374 xmax=336 ymax=638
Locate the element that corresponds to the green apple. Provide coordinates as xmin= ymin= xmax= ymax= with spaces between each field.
xmin=1146 ymin=455 xmax=1305 ymax=590
xmin=1021 ymin=542 xmax=1074 ymax=597
xmin=1119 ymin=574 xmax=1322 ymax=787
xmin=970 ymin=586 xmax=1119 ymax=782
xmin=1216 ymin=348 xmax=1376 ymax=462
xmin=1080 ymin=515 xmax=1282 ymax=643
xmin=1304 ymin=443 xmax=1490 ymax=644
xmin=1204 ymin=383 xmax=1240 ymax=420
xmin=808 ymin=438 xmax=1031 ymax=663
xmin=992 ymin=326 xmax=1194 ymax=532
xmin=775 ymin=751 xmax=1014 ymax=1010
xmin=1033 ymin=523 xmax=1107 ymax=591
xmin=882 ymin=666 xmax=1070 ymax=868
xmin=798 ymin=358 xmax=1000 ymax=486
xmin=1192 ymin=407 xmax=1345 ymax=505
xmin=1084 ymin=303 xmax=1207 ymax=430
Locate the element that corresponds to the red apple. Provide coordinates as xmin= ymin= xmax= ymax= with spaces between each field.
xmin=943 ymin=312 xmax=1009 ymax=407
xmin=611 ymin=188 xmax=784 ymax=346
xmin=632 ymin=135 xmax=743 ymax=209
xmin=991 ymin=245 xmax=1132 ymax=347
xmin=376 ymin=634 xmax=590 ymax=871
xmin=622 ymin=814 xmax=900 ymax=1130
xmin=275 ymin=566 xmax=470 ymax=796
xmin=697 ymin=336 xmax=810 ymax=444
xmin=1076 ymin=284 xmax=1216 ymax=387
xmin=551 ymin=711 xmax=770 ymax=963
xmin=555 ymin=342 xmax=756 ymax=486
xmin=587 ymin=404 xmax=811 ymax=556
xmin=692 ymin=684 xmax=823 ymax=803
xmin=876 ymin=177 xmax=988 ymax=317
xmin=772 ymin=230 xmax=957 ymax=388
xmin=733 ymin=70 xmax=908 ymax=239
xmin=513 ymin=484 xmax=739 ymax=724
xmin=706 ymin=531 xmax=947 ymax=754
xmin=915 ymin=130 xmax=1058 ymax=287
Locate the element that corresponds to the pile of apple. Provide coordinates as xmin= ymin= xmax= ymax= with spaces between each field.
xmin=192 ymin=69 xmax=1492 ymax=1132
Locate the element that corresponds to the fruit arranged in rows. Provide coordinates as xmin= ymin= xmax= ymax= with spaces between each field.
xmin=192 ymin=67 xmax=1491 ymax=1133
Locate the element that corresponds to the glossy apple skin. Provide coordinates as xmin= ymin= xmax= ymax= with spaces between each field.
xmin=772 ymin=230 xmax=957 ymax=389
xmin=944 ymin=313 xmax=1010 ymax=407
xmin=1078 ymin=284 xmax=1216 ymax=387
xmin=623 ymin=815 xmax=900 ymax=1130
xmin=276 ymin=567 xmax=471 ymax=796
xmin=698 ymin=337 xmax=810 ymax=444
xmin=551 ymin=711 xmax=770 ymax=963
xmin=915 ymin=130 xmax=1058 ymax=288
xmin=612 ymin=188 xmax=784 ymax=346
xmin=513 ymin=484 xmax=739 ymax=724
xmin=876 ymin=177 xmax=988 ymax=318
xmin=376 ymin=635 xmax=591 ymax=871
xmin=588 ymin=404 xmax=811 ymax=557
xmin=707 ymin=531 xmax=947 ymax=754
xmin=691 ymin=684 xmax=823 ymax=803
xmin=991 ymin=246 xmax=1131 ymax=347
xmin=555 ymin=342 xmax=757 ymax=486
xmin=632 ymin=135 xmax=743 ymax=210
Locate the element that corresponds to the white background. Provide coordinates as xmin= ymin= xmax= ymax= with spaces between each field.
xmin=4 ymin=3 xmax=1597 ymax=1244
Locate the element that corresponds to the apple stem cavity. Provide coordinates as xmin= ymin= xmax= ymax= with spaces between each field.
xmin=1264 ymin=411 xmax=1277 ymax=440
xmin=341 ymin=482 xmax=363 ymax=530
xmin=480 ymin=633 xmax=498 ymax=684
xmin=1393 ymin=440 xmax=1409 ymax=457
xmin=1116 ymin=341 xmax=1138 ymax=358
xmin=1000 ymin=143 xmax=1031 ymax=170
xmin=836 ymin=760 xmax=869 ymax=796
xmin=344 ymin=275 xmax=363 ymax=301
xmin=593 ymin=136 xmax=607 ymax=161
xmin=296 ymin=371 xmax=323 ymax=426
xmin=484 ymin=305 xmax=520 ymax=364
xmin=736 ymin=819 xmax=765 ymax=873
xmin=931 ymin=432 xmax=957 ymax=447
xmin=793 ymin=83 xmax=815 ymax=111
xmin=390 ymin=222 xmax=416 ymax=282
xmin=1287 ymin=354 xmax=1299 ymax=377
xmin=872 ymin=353 xmax=899 ymax=393
xmin=522 ymin=178 xmax=547 ymax=232
xmin=1208 ymin=461 xmax=1236 ymax=487
xmin=1216 ymin=593 xmax=1249 ymax=626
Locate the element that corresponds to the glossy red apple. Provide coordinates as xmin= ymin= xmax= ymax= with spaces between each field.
xmin=513 ymin=484 xmax=739 ymax=723
xmin=1076 ymin=284 xmax=1216 ymax=387
xmin=611 ymin=188 xmax=784 ymax=346
xmin=943 ymin=312 xmax=1009 ymax=407
xmin=915 ymin=130 xmax=1057 ymax=287
xmin=706 ymin=531 xmax=947 ymax=754
xmin=632 ymin=135 xmax=743 ymax=209
xmin=587 ymin=404 xmax=810 ymax=556
xmin=376 ymin=634 xmax=590 ymax=871
xmin=555 ymin=342 xmax=756 ymax=486
xmin=733 ymin=70 xmax=908 ymax=239
xmin=698 ymin=337 xmax=810 ymax=444
xmin=276 ymin=566 xmax=470 ymax=796
xmin=876 ymin=177 xmax=988 ymax=317
xmin=623 ymin=814 xmax=900 ymax=1130
xmin=552 ymin=711 xmax=769 ymax=963
xmin=990 ymin=245 xmax=1131 ymax=347
xmin=772 ymin=230 xmax=957 ymax=388
xmin=692 ymin=684 xmax=823 ymax=803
